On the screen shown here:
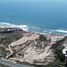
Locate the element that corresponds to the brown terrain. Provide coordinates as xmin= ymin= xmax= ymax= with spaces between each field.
xmin=0 ymin=28 xmax=67 ymax=67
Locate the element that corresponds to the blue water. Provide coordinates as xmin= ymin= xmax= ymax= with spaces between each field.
xmin=0 ymin=0 xmax=67 ymax=34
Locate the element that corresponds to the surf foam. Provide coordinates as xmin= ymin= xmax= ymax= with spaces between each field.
xmin=0 ymin=22 xmax=67 ymax=34
xmin=55 ymin=29 xmax=67 ymax=33
xmin=0 ymin=22 xmax=29 ymax=31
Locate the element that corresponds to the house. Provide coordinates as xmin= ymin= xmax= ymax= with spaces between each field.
xmin=0 ymin=27 xmax=23 ymax=33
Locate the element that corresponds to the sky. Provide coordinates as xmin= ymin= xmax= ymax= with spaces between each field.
xmin=0 ymin=0 xmax=67 ymax=2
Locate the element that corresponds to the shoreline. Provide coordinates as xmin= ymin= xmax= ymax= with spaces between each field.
xmin=0 ymin=22 xmax=67 ymax=35
xmin=0 ymin=26 xmax=67 ymax=66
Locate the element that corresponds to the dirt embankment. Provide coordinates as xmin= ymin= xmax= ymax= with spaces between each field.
xmin=0 ymin=30 xmax=67 ymax=66
xmin=5 ymin=32 xmax=54 ymax=65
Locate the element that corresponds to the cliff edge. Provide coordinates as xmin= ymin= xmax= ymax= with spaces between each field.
xmin=0 ymin=28 xmax=67 ymax=66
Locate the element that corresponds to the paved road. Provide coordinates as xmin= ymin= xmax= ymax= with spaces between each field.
xmin=0 ymin=59 xmax=34 ymax=67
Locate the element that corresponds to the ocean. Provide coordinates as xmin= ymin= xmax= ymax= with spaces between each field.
xmin=0 ymin=0 xmax=67 ymax=34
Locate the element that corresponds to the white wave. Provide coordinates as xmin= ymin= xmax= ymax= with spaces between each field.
xmin=0 ymin=22 xmax=29 ymax=31
xmin=55 ymin=29 xmax=67 ymax=33
xmin=43 ymin=29 xmax=67 ymax=34
xmin=30 ymin=26 xmax=40 ymax=30
xmin=0 ymin=22 xmax=67 ymax=34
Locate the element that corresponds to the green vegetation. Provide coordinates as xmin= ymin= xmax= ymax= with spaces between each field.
xmin=49 ymin=40 xmax=65 ymax=67
xmin=44 ymin=37 xmax=67 ymax=67
xmin=0 ymin=31 xmax=23 ymax=58
xmin=39 ymin=35 xmax=47 ymax=41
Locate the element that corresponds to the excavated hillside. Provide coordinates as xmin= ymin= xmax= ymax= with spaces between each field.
xmin=5 ymin=33 xmax=55 ymax=65
xmin=0 ymin=30 xmax=67 ymax=66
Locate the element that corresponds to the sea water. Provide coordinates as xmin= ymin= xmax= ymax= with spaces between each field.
xmin=0 ymin=0 xmax=67 ymax=34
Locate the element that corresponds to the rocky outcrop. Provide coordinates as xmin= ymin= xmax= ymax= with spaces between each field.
xmin=0 ymin=29 xmax=67 ymax=66
xmin=5 ymin=33 xmax=55 ymax=65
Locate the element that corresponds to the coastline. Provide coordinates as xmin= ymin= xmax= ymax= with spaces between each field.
xmin=0 ymin=22 xmax=67 ymax=35
xmin=0 ymin=26 xmax=67 ymax=67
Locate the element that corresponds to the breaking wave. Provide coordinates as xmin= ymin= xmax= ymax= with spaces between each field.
xmin=43 ymin=29 xmax=67 ymax=35
xmin=55 ymin=29 xmax=67 ymax=33
xmin=0 ymin=22 xmax=67 ymax=35
xmin=0 ymin=22 xmax=29 ymax=31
